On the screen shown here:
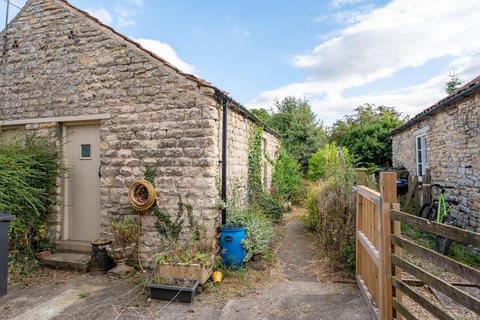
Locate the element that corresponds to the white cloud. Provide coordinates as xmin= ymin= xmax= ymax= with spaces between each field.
xmin=136 ymin=38 xmax=196 ymax=74
xmin=86 ymin=7 xmax=113 ymax=25
xmin=116 ymin=7 xmax=136 ymax=27
xmin=251 ymin=0 xmax=480 ymax=124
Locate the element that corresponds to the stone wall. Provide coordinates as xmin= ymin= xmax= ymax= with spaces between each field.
xmin=222 ymin=107 xmax=280 ymax=205
xmin=0 ymin=0 xmax=221 ymax=261
xmin=392 ymin=92 xmax=480 ymax=232
xmin=0 ymin=0 xmax=281 ymax=262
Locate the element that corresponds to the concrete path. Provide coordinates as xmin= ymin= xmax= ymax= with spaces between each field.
xmin=0 ymin=215 xmax=371 ymax=320
xmin=208 ymin=217 xmax=371 ymax=320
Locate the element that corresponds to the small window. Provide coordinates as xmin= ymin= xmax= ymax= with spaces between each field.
xmin=415 ymin=134 xmax=427 ymax=177
xmin=80 ymin=144 xmax=91 ymax=159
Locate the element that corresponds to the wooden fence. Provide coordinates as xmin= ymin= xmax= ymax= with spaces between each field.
xmin=356 ymin=172 xmax=480 ymax=320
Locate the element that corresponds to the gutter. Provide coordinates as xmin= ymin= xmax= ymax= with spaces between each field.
xmin=391 ymin=82 xmax=480 ymax=135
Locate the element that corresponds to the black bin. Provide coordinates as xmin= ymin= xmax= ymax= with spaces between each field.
xmin=0 ymin=212 xmax=15 ymax=296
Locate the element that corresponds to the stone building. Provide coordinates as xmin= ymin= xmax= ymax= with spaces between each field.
xmin=391 ymin=75 xmax=480 ymax=232
xmin=0 ymin=0 xmax=280 ymax=261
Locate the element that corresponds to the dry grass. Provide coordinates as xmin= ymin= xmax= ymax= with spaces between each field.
xmin=200 ymin=222 xmax=286 ymax=302
xmin=400 ymin=251 xmax=480 ymax=320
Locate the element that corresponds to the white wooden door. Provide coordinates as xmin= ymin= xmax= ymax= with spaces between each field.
xmin=65 ymin=124 xmax=101 ymax=241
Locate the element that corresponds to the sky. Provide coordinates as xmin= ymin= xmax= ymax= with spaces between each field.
xmin=2 ymin=0 xmax=480 ymax=125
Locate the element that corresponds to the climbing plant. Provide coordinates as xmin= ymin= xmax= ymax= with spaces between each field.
xmin=247 ymin=125 xmax=264 ymax=205
xmin=247 ymin=126 xmax=284 ymax=221
xmin=144 ymin=166 xmax=198 ymax=244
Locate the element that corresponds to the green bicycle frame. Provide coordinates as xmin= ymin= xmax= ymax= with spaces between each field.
xmin=436 ymin=192 xmax=448 ymax=223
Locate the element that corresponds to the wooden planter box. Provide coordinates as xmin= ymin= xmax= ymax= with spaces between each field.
xmin=156 ymin=255 xmax=214 ymax=285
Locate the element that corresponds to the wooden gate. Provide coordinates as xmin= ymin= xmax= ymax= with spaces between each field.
xmin=356 ymin=172 xmax=480 ymax=319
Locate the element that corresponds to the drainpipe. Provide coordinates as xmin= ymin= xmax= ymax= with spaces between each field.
xmin=221 ymin=99 xmax=228 ymax=225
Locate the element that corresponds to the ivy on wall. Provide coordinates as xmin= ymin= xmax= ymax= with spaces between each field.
xmin=144 ymin=165 xmax=197 ymax=244
xmin=247 ymin=125 xmax=264 ymax=205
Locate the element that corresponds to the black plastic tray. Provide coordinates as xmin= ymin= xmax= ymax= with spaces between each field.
xmin=147 ymin=280 xmax=199 ymax=303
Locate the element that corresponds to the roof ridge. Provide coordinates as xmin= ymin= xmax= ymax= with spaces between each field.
xmin=391 ymin=74 xmax=480 ymax=134
xmin=55 ymin=0 xmax=216 ymax=91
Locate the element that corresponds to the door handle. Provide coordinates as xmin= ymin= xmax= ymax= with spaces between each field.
xmin=98 ymin=165 xmax=102 ymax=178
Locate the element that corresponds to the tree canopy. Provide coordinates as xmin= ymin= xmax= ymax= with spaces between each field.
xmin=250 ymin=108 xmax=271 ymax=123
xmin=445 ymin=71 xmax=463 ymax=95
xmin=330 ymin=104 xmax=406 ymax=167
xmin=265 ymin=97 xmax=327 ymax=170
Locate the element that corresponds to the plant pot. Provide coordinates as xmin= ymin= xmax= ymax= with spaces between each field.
xmin=147 ymin=279 xmax=199 ymax=303
xmin=107 ymin=244 xmax=135 ymax=276
xmin=90 ymin=239 xmax=114 ymax=273
xmin=155 ymin=255 xmax=214 ymax=285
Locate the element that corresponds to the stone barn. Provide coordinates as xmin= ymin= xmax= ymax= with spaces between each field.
xmin=391 ymin=75 xmax=480 ymax=232
xmin=0 ymin=0 xmax=280 ymax=262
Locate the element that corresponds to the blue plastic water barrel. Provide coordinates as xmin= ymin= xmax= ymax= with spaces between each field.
xmin=219 ymin=226 xmax=246 ymax=268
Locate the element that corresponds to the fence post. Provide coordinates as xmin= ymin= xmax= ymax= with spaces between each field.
xmin=379 ymin=172 xmax=397 ymax=320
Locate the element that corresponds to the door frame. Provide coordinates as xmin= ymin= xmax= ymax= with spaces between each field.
xmin=62 ymin=120 xmax=101 ymax=241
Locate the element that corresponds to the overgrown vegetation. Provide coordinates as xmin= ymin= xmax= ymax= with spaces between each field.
xmin=225 ymin=182 xmax=275 ymax=262
xmin=145 ymin=166 xmax=214 ymax=266
xmin=304 ymin=145 xmax=356 ymax=270
xmin=330 ymin=104 xmax=406 ymax=167
xmin=1 ymin=132 xmax=61 ymax=277
xmin=307 ymin=142 xmax=351 ymax=180
xmin=271 ymin=149 xmax=303 ymax=205
xmin=247 ymin=126 xmax=264 ymax=205
xmin=111 ymin=216 xmax=137 ymax=247
xmin=259 ymin=97 xmax=327 ymax=170
xmin=247 ymin=125 xmax=284 ymax=222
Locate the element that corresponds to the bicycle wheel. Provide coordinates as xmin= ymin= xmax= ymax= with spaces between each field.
xmin=420 ymin=203 xmax=435 ymax=220
xmin=435 ymin=216 xmax=454 ymax=255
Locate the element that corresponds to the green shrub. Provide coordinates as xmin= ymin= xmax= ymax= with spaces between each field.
xmin=227 ymin=208 xmax=274 ymax=261
xmin=272 ymin=149 xmax=303 ymax=204
xmin=256 ymin=192 xmax=283 ymax=222
xmin=307 ymin=142 xmax=351 ymax=180
xmin=0 ymin=133 xmax=61 ymax=256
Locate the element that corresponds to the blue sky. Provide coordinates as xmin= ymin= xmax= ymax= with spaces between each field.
xmin=2 ymin=0 xmax=480 ymax=124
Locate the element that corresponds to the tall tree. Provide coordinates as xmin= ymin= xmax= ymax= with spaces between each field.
xmin=266 ymin=97 xmax=327 ymax=170
xmin=445 ymin=70 xmax=463 ymax=95
xmin=250 ymin=108 xmax=271 ymax=123
xmin=330 ymin=104 xmax=406 ymax=167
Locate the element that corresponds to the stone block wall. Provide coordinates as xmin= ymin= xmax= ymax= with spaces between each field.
xmin=0 ymin=0 xmax=221 ymax=261
xmin=0 ymin=0 xmax=281 ymax=262
xmin=222 ymin=107 xmax=280 ymax=205
xmin=392 ymin=92 xmax=480 ymax=232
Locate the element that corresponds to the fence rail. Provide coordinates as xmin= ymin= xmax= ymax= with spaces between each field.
xmin=355 ymin=172 xmax=480 ymax=320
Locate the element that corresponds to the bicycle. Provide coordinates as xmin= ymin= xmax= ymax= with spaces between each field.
xmin=419 ymin=183 xmax=458 ymax=255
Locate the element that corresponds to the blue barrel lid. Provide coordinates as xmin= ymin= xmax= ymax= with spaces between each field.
xmin=0 ymin=212 xmax=15 ymax=222
xmin=220 ymin=224 xmax=245 ymax=232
